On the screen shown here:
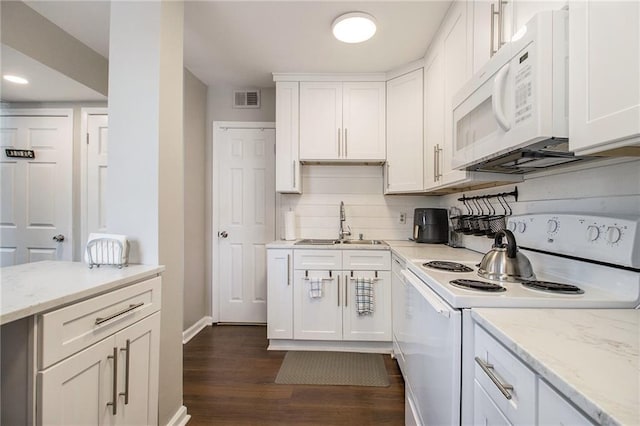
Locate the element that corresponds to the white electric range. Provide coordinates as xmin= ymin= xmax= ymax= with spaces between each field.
xmin=394 ymin=213 xmax=640 ymax=426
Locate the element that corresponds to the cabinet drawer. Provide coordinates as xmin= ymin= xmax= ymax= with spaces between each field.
xmin=474 ymin=324 xmax=536 ymax=425
xmin=473 ymin=379 xmax=512 ymax=425
xmin=538 ymin=379 xmax=594 ymax=425
xmin=294 ymin=250 xmax=342 ymax=270
xmin=343 ymin=250 xmax=390 ymax=271
xmin=39 ymin=276 xmax=161 ymax=369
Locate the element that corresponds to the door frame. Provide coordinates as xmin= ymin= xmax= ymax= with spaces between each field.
xmin=211 ymin=121 xmax=276 ymax=323
xmin=80 ymin=107 xmax=108 ymax=255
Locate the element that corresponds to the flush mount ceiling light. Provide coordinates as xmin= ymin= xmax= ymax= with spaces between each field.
xmin=3 ymin=74 xmax=29 ymax=85
xmin=332 ymin=12 xmax=377 ymax=43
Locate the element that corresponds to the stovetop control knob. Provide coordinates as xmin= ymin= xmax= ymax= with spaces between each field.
xmin=586 ymin=225 xmax=600 ymax=241
xmin=547 ymin=219 xmax=559 ymax=234
xmin=507 ymin=221 xmax=517 ymax=232
xmin=606 ymin=226 xmax=622 ymax=244
xmin=517 ymin=222 xmax=526 ymax=233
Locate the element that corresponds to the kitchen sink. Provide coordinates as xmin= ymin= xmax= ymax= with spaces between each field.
xmin=294 ymin=239 xmax=340 ymax=245
xmin=341 ymin=239 xmax=387 ymax=246
xmin=294 ymin=239 xmax=387 ymax=246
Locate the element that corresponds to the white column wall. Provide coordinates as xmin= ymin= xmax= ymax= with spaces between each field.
xmin=107 ymin=2 xmax=185 ymax=424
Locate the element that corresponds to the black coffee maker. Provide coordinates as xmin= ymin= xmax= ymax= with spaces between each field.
xmin=413 ymin=208 xmax=449 ymax=243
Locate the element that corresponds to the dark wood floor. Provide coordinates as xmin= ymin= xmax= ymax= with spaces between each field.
xmin=183 ymin=325 xmax=405 ymax=425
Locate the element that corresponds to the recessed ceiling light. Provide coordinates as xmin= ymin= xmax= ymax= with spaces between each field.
xmin=3 ymin=74 xmax=29 ymax=85
xmin=332 ymin=12 xmax=377 ymax=44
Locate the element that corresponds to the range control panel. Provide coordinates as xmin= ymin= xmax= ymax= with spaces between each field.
xmin=507 ymin=214 xmax=640 ymax=268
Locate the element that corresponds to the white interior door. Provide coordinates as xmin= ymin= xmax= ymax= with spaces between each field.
xmin=85 ymin=113 xmax=109 ymax=243
xmin=0 ymin=109 xmax=73 ymax=266
xmin=217 ymin=125 xmax=275 ymax=323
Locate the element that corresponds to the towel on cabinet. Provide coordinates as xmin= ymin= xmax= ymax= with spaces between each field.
xmin=355 ymin=277 xmax=374 ymax=315
xmin=308 ymin=277 xmax=323 ymax=299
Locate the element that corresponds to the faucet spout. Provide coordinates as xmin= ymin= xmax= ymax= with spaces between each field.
xmin=339 ymin=201 xmax=351 ymax=240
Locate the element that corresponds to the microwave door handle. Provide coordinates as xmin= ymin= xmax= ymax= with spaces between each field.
xmin=492 ymin=63 xmax=511 ymax=131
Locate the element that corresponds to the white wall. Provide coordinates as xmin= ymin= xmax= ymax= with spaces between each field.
xmin=184 ymin=70 xmax=208 ymax=331
xmin=280 ymin=165 xmax=442 ymax=241
xmin=441 ymin=158 xmax=640 ymax=253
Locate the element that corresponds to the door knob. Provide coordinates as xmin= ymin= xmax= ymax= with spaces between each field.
xmin=218 ymin=231 xmax=228 ymax=238
xmin=52 ymin=234 xmax=65 ymax=242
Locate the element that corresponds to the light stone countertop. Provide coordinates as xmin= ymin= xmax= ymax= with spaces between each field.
xmin=1 ymin=261 xmax=164 ymax=325
xmin=472 ymin=308 xmax=640 ymax=426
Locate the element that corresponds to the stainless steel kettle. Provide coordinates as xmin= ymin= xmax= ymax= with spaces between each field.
xmin=478 ymin=229 xmax=536 ymax=282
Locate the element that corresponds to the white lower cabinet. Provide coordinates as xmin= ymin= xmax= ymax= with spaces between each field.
xmin=266 ymin=249 xmax=293 ymax=339
xmin=268 ymin=248 xmax=391 ymax=343
xmin=473 ymin=322 xmax=596 ymax=425
xmin=37 ymin=278 xmax=161 ymax=426
xmin=538 ymin=379 xmax=593 ymax=425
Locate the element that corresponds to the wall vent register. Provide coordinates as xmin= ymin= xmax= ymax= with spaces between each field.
xmin=233 ymin=89 xmax=260 ymax=108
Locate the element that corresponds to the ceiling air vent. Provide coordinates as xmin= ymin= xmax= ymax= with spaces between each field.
xmin=233 ymin=89 xmax=260 ymax=109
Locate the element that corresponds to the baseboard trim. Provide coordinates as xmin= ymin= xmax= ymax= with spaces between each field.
xmin=267 ymin=339 xmax=392 ymax=354
xmin=165 ymin=405 xmax=190 ymax=426
xmin=182 ymin=316 xmax=213 ymax=344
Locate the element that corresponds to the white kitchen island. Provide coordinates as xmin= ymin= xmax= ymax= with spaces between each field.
xmin=0 ymin=261 xmax=164 ymax=425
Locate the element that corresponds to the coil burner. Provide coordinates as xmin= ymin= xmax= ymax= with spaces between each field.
xmin=449 ymin=279 xmax=506 ymax=292
xmin=521 ymin=280 xmax=584 ymax=294
xmin=423 ymin=261 xmax=473 ymax=273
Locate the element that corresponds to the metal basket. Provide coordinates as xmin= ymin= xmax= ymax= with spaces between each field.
xmin=86 ymin=237 xmax=129 ymax=269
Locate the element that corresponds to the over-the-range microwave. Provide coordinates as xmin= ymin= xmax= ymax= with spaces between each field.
xmin=451 ymin=10 xmax=583 ymax=173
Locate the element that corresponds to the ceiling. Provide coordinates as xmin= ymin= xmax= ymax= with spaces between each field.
xmin=1 ymin=45 xmax=106 ymax=102
xmin=21 ymin=1 xmax=452 ymax=91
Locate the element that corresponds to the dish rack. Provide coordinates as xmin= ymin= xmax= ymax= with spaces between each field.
xmin=86 ymin=236 xmax=129 ymax=269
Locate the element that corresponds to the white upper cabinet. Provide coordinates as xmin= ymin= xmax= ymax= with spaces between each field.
xmin=299 ymin=81 xmax=386 ymax=162
xmin=386 ymin=68 xmax=424 ymax=193
xmin=472 ymin=0 xmax=566 ymax=74
xmin=569 ymin=1 xmax=640 ymax=155
xmin=275 ymin=82 xmax=301 ymax=193
xmin=424 ymin=50 xmax=445 ymax=188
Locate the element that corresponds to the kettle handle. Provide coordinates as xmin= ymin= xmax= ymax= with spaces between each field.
xmin=495 ymin=229 xmax=517 ymax=258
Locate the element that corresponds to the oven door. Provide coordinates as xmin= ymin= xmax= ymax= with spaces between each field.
xmin=401 ymin=270 xmax=462 ymax=425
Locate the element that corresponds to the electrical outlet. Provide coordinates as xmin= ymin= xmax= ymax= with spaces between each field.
xmin=399 ymin=212 xmax=406 ymax=224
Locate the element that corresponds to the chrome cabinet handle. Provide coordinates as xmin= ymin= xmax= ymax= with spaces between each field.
xmin=95 ymin=302 xmax=144 ymax=325
xmin=107 ymin=347 xmax=118 ymax=415
xmin=344 ymin=275 xmax=348 ymax=307
xmin=52 ymin=234 xmax=65 ymax=242
xmin=286 ymin=254 xmax=291 ymax=286
xmin=498 ymin=0 xmax=507 ymax=48
xmin=338 ymin=128 xmax=341 ymax=157
xmin=337 ymin=275 xmax=341 ymax=306
xmin=386 ymin=163 xmax=391 ymax=188
xmin=120 ymin=339 xmax=131 ymax=404
xmin=344 ymin=128 xmax=348 ymax=157
xmin=475 ymin=356 xmax=514 ymax=400
xmin=490 ymin=3 xmax=497 ymax=56
xmin=437 ymin=145 xmax=443 ymax=179
xmin=292 ymin=161 xmax=296 ymax=188
xmin=433 ymin=145 xmax=438 ymax=181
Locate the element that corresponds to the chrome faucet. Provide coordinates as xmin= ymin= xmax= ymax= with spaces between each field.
xmin=339 ymin=201 xmax=351 ymax=241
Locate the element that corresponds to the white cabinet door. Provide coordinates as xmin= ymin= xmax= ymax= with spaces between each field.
xmin=441 ymin=0 xmax=472 ymax=185
xmin=299 ymin=82 xmax=342 ymax=160
xmin=115 ymin=313 xmax=160 ymax=426
xmin=275 ymin=82 xmax=301 ymax=193
xmin=569 ymin=1 xmax=640 ymax=154
xmin=538 ymin=379 xmax=593 ymax=425
xmin=424 ymin=47 xmax=445 ymax=189
xmin=293 ymin=270 xmax=342 ymax=340
xmin=342 ymin=270 xmax=391 ymax=341
xmin=385 ymin=68 xmax=424 ymax=193
xmin=39 ymin=336 xmax=116 ymax=426
xmin=473 ymin=380 xmax=512 ymax=426
xmin=267 ymin=249 xmax=293 ymax=339
xmin=342 ymin=82 xmax=386 ymax=160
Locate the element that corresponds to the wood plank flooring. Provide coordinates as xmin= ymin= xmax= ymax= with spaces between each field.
xmin=183 ymin=325 xmax=405 ymax=425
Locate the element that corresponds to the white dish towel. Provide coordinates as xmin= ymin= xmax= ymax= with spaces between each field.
xmin=308 ymin=277 xmax=323 ymax=299
xmin=355 ymin=277 xmax=374 ymax=315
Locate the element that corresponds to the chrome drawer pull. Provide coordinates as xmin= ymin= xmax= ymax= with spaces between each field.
xmin=95 ymin=302 xmax=144 ymax=325
xmin=475 ymin=356 xmax=514 ymax=400
xmin=120 ymin=339 xmax=131 ymax=404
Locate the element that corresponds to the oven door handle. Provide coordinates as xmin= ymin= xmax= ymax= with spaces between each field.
xmin=401 ymin=270 xmax=452 ymax=318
